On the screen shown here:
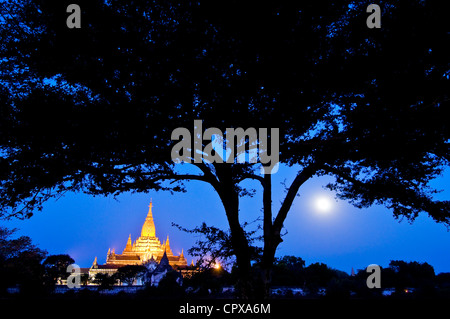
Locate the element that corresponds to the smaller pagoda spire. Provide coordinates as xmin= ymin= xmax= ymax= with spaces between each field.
xmin=165 ymin=235 xmax=173 ymax=256
xmin=179 ymin=249 xmax=187 ymax=264
xmin=123 ymin=234 xmax=133 ymax=252
xmin=106 ymin=248 xmax=111 ymax=263
xmin=92 ymin=256 xmax=98 ymax=269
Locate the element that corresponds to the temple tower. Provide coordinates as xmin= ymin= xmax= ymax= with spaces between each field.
xmin=141 ymin=200 xmax=156 ymax=238
xmin=104 ymin=199 xmax=187 ymax=268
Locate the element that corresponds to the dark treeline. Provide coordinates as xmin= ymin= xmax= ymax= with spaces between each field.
xmin=0 ymin=227 xmax=76 ymax=295
xmin=2 ymin=226 xmax=450 ymax=299
xmin=0 ymin=0 xmax=448 ymax=299
xmin=269 ymin=256 xmax=449 ymax=298
xmin=184 ymin=256 xmax=450 ymax=299
xmin=182 ymin=256 xmax=450 ymax=299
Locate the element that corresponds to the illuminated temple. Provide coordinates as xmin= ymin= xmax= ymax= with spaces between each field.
xmin=93 ymin=200 xmax=187 ymax=270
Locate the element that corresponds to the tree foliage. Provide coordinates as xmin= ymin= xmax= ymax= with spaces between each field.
xmin=1 ymin=0 xmax=448 ymax=297
xmin=173 ymin=221 xmax=262 ymax=269
xmin=0 ymin=0 xmax=447 ymax=220
xmin=42 ymin=254 xmax=75 ymax=284
xmin=114 ymin=264 xmax=147 ymax=286
xmin=386 ymin=260 xmax=435 ymax=290
xmin=0 ymin=226 xmax=48 ymax=293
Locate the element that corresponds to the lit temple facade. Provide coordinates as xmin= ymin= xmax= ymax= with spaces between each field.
xmin=103 ymin=200 xmax=187 ymax=268
xmin=89 ymin=200 xmax=188 ymax=282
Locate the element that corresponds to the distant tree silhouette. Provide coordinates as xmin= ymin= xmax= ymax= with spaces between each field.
xmin=352 ymin=260 xmax=438 ymax=298
xmin=42 ymin=254 xmax=75 ymax=285
xmin=0 ymin=227 xmax=47 ymax=294
xmin=271 ymin=256 xmax=306 ymax=287
xmin=156 ymin=270 xmax=184 ymax=298
xmin=185 ymin=267 xmax=231 ymax=296
xmin=304 ymin=263 xmax=338 ymax=293
xmin=436 ymin=273 xmax=450 ymax=297
xmin=388 ymin=260 xmax=435 ymax=294
xmin=0 ymin=0 xmax=448 ymax=297
xmin=271 ymin=258 xmax=349 ymax=296
xmin=93 ymin=272 xmax=117 ymax=290
xmin=114 ymin=264 xmax=147 ymax=286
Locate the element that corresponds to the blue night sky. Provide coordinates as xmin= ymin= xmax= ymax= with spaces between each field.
xmin=3 ymin=163 xmax=450 ymax=274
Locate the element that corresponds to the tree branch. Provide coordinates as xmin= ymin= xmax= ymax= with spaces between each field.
xmin=150 ymin=173 xmax=211 ymax=184
xmin=321 ymin=163 xmax=367 ymax=189
xmin=237 ymin=173 xmax=265 ymax=186
xmin=272 ymin=164 xmax=319 ymax=236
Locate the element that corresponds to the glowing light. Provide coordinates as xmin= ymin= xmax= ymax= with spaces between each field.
xmin=214 ymin=262 xmax=221 ymax=269
xmin=313 ymin=195 xmax=334 ymax=214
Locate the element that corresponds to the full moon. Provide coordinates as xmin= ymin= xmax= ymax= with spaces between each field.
xmin=314 ymin=195 xmax=334 ymax=214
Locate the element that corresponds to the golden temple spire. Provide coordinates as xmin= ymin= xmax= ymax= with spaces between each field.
xmin=165 ymin=235 xmax=174 ymax=256
xmin=141 ymin=199 xmax=156 ymax=238
xmin=179 ymin=249 xmax=186 ymax=263
xmin=123 ymin=234 xmax=132 ymax=252
xmin=92 ymin=256 xmax=98 ymax=268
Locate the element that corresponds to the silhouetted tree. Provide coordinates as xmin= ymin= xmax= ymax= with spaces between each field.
xmin=114 ymin=264 xmax=147 ymax=286
xmin=304 ymin=262 xmax=339 ymax=293
xmin=271 ymin=256 xmax=306 ymax=286
xmin=0 ymin=0 xmax=448 ymax=297
xmin=0 ymin=227 xmax=47 ymax=294
xmin=388 ymin=260 xmax=435 ymax=294
xmin=93 ymin=272 xmax=117 ymax=290
xmin=173 ymin=221 xmax=262 ymax=270
xmin=42 ymin=254 xmax=75 ymax=285
xmin=353 ymin=261 xmax=437 ymax=298
xmin=185 ymin=267 xmax=231 ymax=296
xmin=436 ymin=273 xmax=450 ymax=297
xmin=157 ymin=270 xmax=184 ymax=298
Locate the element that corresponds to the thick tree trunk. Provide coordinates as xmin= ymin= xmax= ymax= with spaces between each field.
xmin=211 ymin=165 xmax=317 ymax=298
xmin=215 ymin=167 xmax=254 ymax=298
xmin=231 ymin=227 xmax=253 ymax=298
xmin=260 ymin=245 xmax=276 ymax=298
xmin=223 ymin=196 xmax=253 ymax=298
xmin=260 ymin=173 xmax=283 ymax=299
xmin=259 ymin=166 xmax=318 ymax=298
xmin=260 ymin=228 xmax=283 ymax=298
xmin=261 ymin=173 xmax=274 ymax=299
